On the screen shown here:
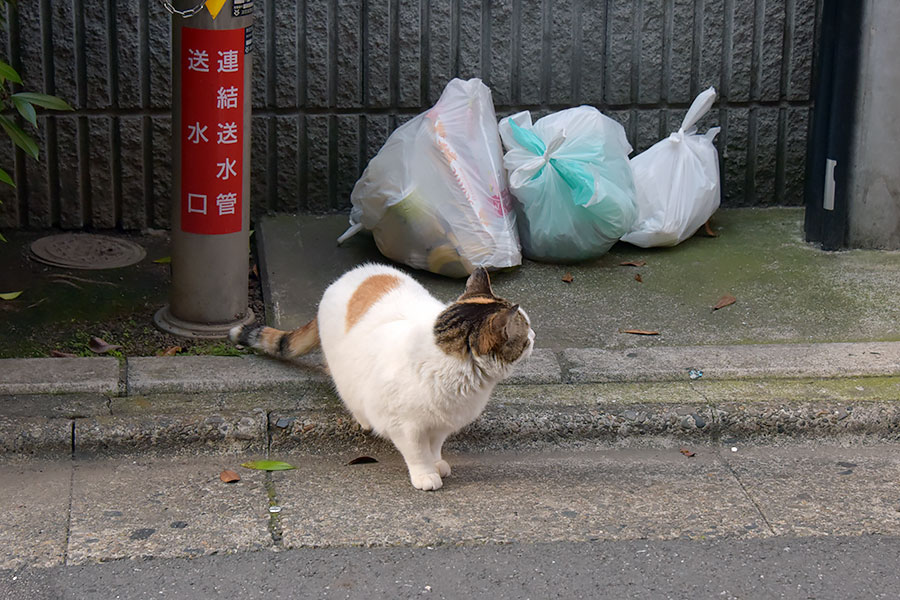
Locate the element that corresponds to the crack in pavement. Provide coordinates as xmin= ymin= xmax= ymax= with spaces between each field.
xmin=717 ymin=447 xmax=778 ymax=537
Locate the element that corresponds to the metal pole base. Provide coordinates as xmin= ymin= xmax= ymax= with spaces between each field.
xmin=154 ymin=305 xmax=255 ymax=339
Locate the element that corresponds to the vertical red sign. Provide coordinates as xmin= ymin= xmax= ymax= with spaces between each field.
xmin=180 ymin=27 xmax=245 ymax=235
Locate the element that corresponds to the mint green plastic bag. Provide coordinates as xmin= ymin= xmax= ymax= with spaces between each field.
xmin=498 ymin=107 xmax=637 ymax=262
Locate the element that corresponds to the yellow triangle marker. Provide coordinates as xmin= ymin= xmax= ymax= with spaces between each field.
xmin=205 ymin=0 xmax=227 ymax=19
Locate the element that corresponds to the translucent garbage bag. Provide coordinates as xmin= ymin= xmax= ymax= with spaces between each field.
xmin=338 ymin=78 xmax=521 ymax=278
xmin=621 ymin=87 xmax=721 ymax=248
xmin=498 ymin=106 xmax=637 ymax=262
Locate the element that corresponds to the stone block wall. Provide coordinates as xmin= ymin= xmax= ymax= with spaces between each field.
xmin=0 ymin=0 xmax=821 ymax=230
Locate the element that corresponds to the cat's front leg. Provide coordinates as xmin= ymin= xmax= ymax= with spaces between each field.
xmin=391 ymin=428 xmax=443 ymax=491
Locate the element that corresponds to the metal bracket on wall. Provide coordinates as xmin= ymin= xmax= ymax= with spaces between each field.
xmin=823 ymin=159 xmax=837 ymax=211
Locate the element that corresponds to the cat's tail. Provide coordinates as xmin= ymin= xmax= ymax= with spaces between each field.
xmin=229 ymin=319 xmax=320 ymax=359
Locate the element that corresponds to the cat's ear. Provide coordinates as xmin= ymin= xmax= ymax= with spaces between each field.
xmin=501 ymin=305 xmax=521 ymax=339
xmin=489 ymin=304 xmax=519 ymax=342
xmin=460 ymin=266 xmax=494 ymax=299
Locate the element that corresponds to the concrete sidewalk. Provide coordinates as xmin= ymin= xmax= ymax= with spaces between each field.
xmin=258 ymin=208 xmax=900 ymax=348
xmin=1 ymin=207 xmax=899 ymax=456
xmin=3 ymin=443 xmax=900 ymax=569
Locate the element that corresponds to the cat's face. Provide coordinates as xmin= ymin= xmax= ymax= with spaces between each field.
xmin=434 ymin=268 xmax=535 ymax=365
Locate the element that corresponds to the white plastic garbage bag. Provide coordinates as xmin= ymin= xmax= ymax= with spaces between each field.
xmin=338 ymin=78 xmax=521 ymax=278
xmin=498 ymin=106 xmax=638 ymax=262
xmin=621 ymin=87 xmax=721 ymax=248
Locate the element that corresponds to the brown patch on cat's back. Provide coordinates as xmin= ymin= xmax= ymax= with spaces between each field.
xmin=346 ymin=273 xmax=403 ymax=331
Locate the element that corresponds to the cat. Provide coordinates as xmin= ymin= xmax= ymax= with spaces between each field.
xmin=230 ymin=263 xmax=534 ymax=491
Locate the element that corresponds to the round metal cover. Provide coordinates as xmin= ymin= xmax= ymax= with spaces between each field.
xmin=30 ymin=234 xmax=147 ymax=270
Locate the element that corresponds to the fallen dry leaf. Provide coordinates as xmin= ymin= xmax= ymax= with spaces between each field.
xmin=634 ymin=274 xmax=643 ymax=283
xmin=347 ymin=456 xmax=379 ymax=465
xmin=680 ymin=448 xmax=696 ymax=458
xmin=702 ymin=220 xmax=719 ymax=237
xmin=50 ymin=350 xmax=77 ymax=358
xmin=159 ymin=346 xmax=181 ymax=356
xmin=250 ymin=264 xmax=259 ymax=279
xmin=620 ymin=260 xmax=647 ymax=267
xmin=561 ymin=273 xmax=574 ymax=283
xmin=88 ymin=336 xmax=122 ymax=354
xmin=621 ymin=329 xmax=660 ymax=336
xmin=713 ymin=295 xmax=737 ymax=311
xmin=219 ymin=469 xmax=241 ymax=483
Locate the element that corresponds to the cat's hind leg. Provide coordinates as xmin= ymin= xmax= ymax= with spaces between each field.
xmin=390 ymin=428 xmax=443 ymax=491
xmin=430 ymin=431 xmax=451 ymax=478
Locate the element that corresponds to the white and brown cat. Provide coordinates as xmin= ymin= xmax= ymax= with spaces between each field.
xmin=230 ymin=263 xmax=534 ymax=491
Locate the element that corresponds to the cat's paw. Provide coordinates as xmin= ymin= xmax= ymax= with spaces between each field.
xmin=410 ymin=472 xmax=443 ymax=491
xmin=435 ymin=460 xmax=451 ymax=477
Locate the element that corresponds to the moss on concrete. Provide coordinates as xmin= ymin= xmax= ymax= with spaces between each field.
xmin=484 ymin=208 xmax=900 ymax=349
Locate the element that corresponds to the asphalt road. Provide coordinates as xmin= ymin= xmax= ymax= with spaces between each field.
xmin=3 ymin=535 xmax=900 ymax=600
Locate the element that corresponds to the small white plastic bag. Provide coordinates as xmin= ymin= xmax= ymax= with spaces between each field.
xmin=338 ymin=78 xmax=521 ymax=278
xmin=498 ymin=106 xmax=638 ymax=262
xmin=621 ymin=87 xmax=721 ymax=248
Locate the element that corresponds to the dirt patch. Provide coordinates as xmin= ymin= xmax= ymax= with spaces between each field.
xmin=0 ymin=230 xmax=264 ymax=358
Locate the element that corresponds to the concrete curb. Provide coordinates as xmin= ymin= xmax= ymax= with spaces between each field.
xmin=2 ymin=342 xmax=899 ymax=396
xmin=562 ymin=342 xmax=900 ymax=383
xmin=2 ymin=377 xmax=899 ymax=458
xmin=2 ymin=343 xmax=899 ymax=457
xmin=0 ymin=357 xmax=120 ymax=395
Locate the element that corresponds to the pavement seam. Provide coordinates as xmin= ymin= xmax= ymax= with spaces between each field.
xmin=262 ymin=412 xmax=284 ymax=548
xmin=554 ymin=350 xmax=574 ymax=384
xmin=264 ymin=473 xmax=284 ymax=548
xmin=119 ymin=359 xmax=129 ymax=397
xmin=687 ymin=382 xmax=717 ymax=433
xmin=717 ymin=447 xmax=778 ymax=537
xmin=62 ymin=464 xmax=75 ymax=566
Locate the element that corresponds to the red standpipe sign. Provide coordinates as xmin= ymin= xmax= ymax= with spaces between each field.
xmin=180 ymin=27 xmax=245 ymax=235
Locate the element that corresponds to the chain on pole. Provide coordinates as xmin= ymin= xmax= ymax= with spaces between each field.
xmin=160 ymin=1 xmax=207 ymax=18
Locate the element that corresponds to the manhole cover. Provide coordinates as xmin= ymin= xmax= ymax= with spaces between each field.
xmin=30 ymin=234 xmax=147 ymax=270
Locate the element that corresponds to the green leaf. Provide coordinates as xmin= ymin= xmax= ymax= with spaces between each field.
xmin=0 ymin=233 xmax=6 ymax=243
xmin=0 ymin=60 xmax=22 ymax=84
xmin=0 ymin=291 xmax=23 ymax=300
xmin=240 ymin=460 xmax=296 ymax=471
xmin=0 ymin=115 xmax=38 ymax=159
xmin=12 ymin=96 xmax=36 ymax=127
xmin=153 ymin=256 xmax=171 ymax=264
xmin=10 ymin=92 xmax=74 ymax=111
xmin=0 ymin=166 xmax=15 ymax=188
